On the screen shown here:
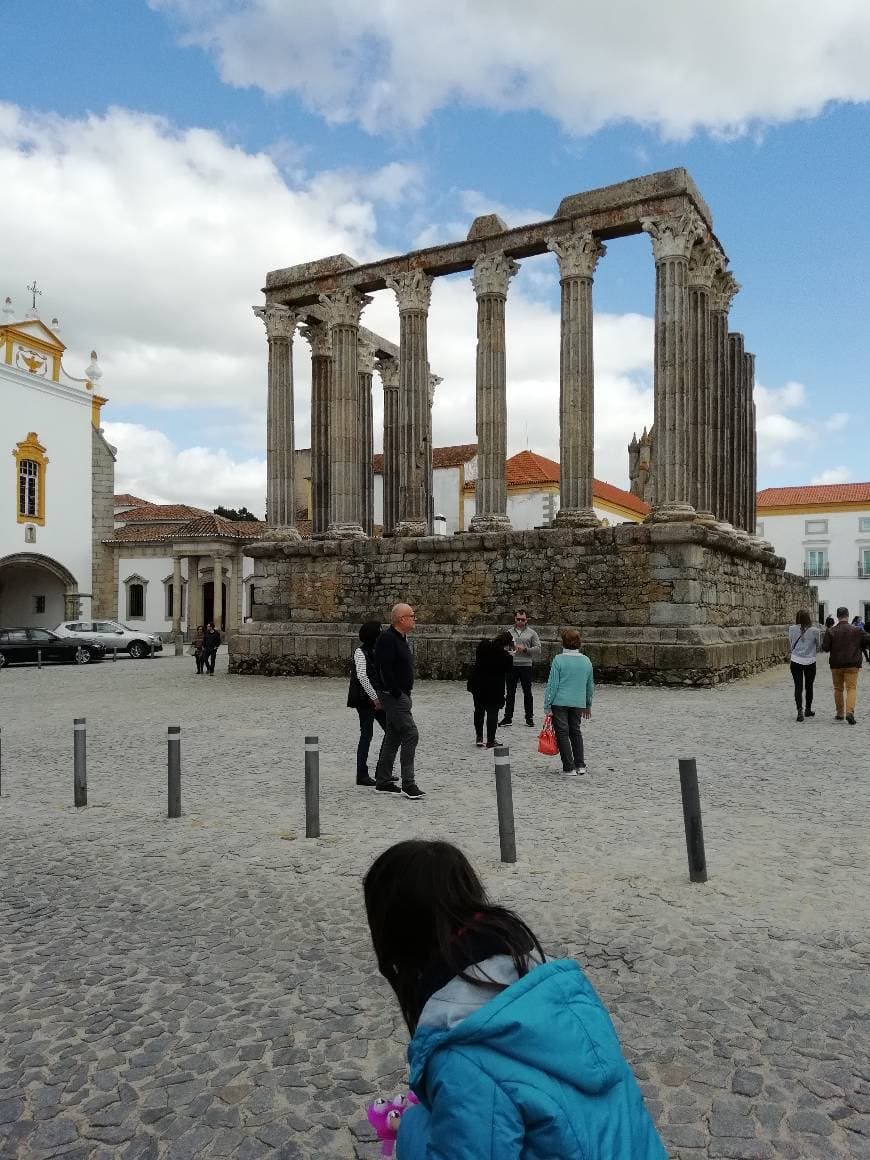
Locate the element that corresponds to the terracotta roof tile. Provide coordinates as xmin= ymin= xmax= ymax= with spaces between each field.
xmin=114 ymin=493 xmax=153 ymax=508
xmin=373 ymin=443 xmax=478 ymax=473
xmin=117 ymin=504 xmax=210 ymax=523
xmin=757 ymin=483 xmax=870 ymax=508
xmin=107 ymin=513 xmax=266 ymax=544
xmin=461 ymin=450 xmax=649 ymax=515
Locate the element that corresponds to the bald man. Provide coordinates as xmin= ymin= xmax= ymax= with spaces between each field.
xmin=372 ymin=603 xmax=426 ymax=799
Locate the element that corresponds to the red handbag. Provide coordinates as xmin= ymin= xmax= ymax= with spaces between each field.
xmin=537 ymin=713 xmax=559 ymax=756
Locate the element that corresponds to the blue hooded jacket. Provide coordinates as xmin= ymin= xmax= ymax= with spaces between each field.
xmin=397 ymin=958 xmax=666 ymax=1160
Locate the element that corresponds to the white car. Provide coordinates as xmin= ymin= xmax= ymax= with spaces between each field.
xmin=54 ymin=619 xmax=163 ymax=659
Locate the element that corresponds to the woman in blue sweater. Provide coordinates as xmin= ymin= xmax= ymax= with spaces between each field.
xmin=363 ymin=839 xmax=666 ymax=1160
xmin=543 ymin=627 xmax=594 ymax=775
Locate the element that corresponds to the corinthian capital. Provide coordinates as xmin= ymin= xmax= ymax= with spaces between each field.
xmin=318 ymin=288 xmax=372 ymax=328
xmin=546 ymin=231 xmax=606 ymax=280
xmin=357 ymin=337 xmax=377 ymax=376
xmin=428 ymin=372 xmax=443 ymax=407
xmin=299 ymin=320 xmax=332 ymax=358
xmin=376 ymin=355 xmax=399 ymax=390
xmin=710 ymin=268 xmax=741 ymax=313
xmin=688 ymin=240 xmax=726 ymax=290
xmin=385 ymin=269 xmax=433 ymax=313
xmin=471 ymin=252 xmax=520 ymax=298
xmin=641 ymin=210 xmax=706 ymax=262
xmin=252 ymin=303 xmax=297 ymax=340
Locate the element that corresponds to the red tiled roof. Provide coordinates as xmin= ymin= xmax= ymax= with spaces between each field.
xmin=372 ymin=443 xmax=478 ymax=473
xmin=757 ymin=483 xmax=870 ymax=508
xmin=116 ymin=504 xmax=210 ymax=523
xmin=592 ymin=479 xmax=649 ymax=516
xmin=461 ymin=450 xmax=649 ymax=515
xmin=110 ymin=523 xmax=186 ymax=543
xmin=108 ymin=513 xmax=265 ymax=544
xmin=114 ymin=493 xmax=153 ymax=508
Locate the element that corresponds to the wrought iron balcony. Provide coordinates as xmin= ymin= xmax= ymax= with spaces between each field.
xmin=803 ymin=565 xmax=829 ymax=579
xmin=859 ymin=565 xmax=870 ymax=578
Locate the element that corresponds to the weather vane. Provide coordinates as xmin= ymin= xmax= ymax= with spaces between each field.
xmin=26 ymin=280 xmax=42 ymax=310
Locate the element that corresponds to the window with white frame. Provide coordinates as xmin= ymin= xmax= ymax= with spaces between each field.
xmin=124 ymin=574 xmax=148 ymax=619
xmin=805 ymin=519 xmax=828 ymax=535
xmin=861 ymin=548 xmax=870 ymax=577
xmin=860 ymin=518 xmax=870 ymax=533
xmin=805 ymin=549 xmax=828 ymax=576
xmin=19 ymin=459 xmax=39 ymax=517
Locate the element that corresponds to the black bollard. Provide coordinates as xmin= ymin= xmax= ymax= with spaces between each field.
xmin=305 ymin=735 xmax=320 ymax=839
xmin=493 ymin=746 xmax=517 ymax=864
xmin=167 ymin=726 xmax=181 ymax=818
xmin=112 ymin=647 xmax=117 ymax=662
xmin=678 ymin=758 xmax=708 ymax=883
xmin=73 ymin=718 xmax=87 ymax=807
xmin=37 ymin=648 xmax=42 ymax=669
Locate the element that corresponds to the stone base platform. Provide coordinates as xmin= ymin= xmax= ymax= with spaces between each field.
xmin=230 ymin=522 xmax=812 ymax=687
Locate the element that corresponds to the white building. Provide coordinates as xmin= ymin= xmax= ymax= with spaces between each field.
xmin=756 ymin=484 xmax=870 ymax=625
xmin=0 ymin=296 xmax=114 ymax=628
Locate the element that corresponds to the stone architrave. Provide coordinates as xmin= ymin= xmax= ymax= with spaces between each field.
xmin=300 ymin=321 xmax=332 ymax=535
xmin=469 ymin=252 xmax=519 ymax=533
xmin=709 ymin=270 xmax=740 ymax=525
xmin=319 ymin=289 xmax=372 ymax=538
xmin=727 ymin=332 xmax=746 ymax=531
xmin=385 ymin=270 xmax=433 ymax=537
xmin=744 ymin=351 xmax=757 ymax=534
xmin=252 ymin=303 xmax=302 ymax=540
xmin=642 ymin=210 xmax=706 ymax=521
xmin=376 ymin=356 xmax=400 ymax=536
xmin=546 ymin=231 xmax=606 ymax=527
xmin=687 ymin=240 xmax=724 ymax=521
xmin=358 ymin=337 xmax=377 ymax=536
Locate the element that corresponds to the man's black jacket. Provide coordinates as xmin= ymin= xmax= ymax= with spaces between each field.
xmin=374 ymin=626 xmax=414 ymax=698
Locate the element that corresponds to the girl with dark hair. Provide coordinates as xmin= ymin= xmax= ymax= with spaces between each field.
xmin=788 ymin=609 xmax=819 ymax=722
xmin=363 ymin=840 xmax=666 ymax=1159
xmin=467 ymin=631 xmax=514 ymax=748
xmin=348 ymin=620 xmax=386 ymax=786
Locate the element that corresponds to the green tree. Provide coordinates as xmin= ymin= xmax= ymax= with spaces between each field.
xmin=213 ymin=505 xmax=260 ymax=522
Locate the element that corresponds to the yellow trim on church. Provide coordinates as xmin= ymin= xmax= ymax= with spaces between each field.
xmin=13 ymin=432 xmax=49 ymax=526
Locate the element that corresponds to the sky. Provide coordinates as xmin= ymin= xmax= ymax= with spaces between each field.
xmin=2 ymin=0 xmax=870 ymax=516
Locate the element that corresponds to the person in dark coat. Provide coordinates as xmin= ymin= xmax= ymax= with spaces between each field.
xmin=468 ymin=631 xmax=514 ymax=748
xmin=202 ymin=621 xmax=221 ymax=674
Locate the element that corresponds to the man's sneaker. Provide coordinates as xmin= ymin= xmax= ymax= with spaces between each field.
xmin=376 ymin=783 xmax=402 ymax=794
xmin=525 ymin=719 xmax=535 ymax=728
xmin=796 ymin=710 xmax=804 ymax=722
xmin=356 ymin=774 xmax=377 ymax=787
xmin=575 ymin=764 xmax=587 ymax=775
xmin=402 ymin=783 xmax=426 ymax=800
xmin=475 ymin=739 xmax=485 ymax=748
xmin=485 ymin=739 xmax=503 ymax=748
xmin=498 ymin=718 xmax=513 ymax=727
xmin=561 ymin=767 xmax=577 ymax=776
xmin=805 ymin=709 xmax=815 ymax=717
xmin=847 ymin=712 xmax=857 ymax=725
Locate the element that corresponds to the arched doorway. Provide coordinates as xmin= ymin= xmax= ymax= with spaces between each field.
xmin=0 ymin=553 xmax=80 ymax=628
xmin=202 ymin=581 xmax=227 ymax=629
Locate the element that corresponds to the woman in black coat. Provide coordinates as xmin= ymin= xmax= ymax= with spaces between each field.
xmin=468 ymin=631 xmax=514 ymax=748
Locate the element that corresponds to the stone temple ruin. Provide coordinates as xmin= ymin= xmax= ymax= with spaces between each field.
xmin=231 ymin=168 xmax=809 ymax=685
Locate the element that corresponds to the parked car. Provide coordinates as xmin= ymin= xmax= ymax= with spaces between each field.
xmin=0 ymin=628 xmax=106 ymax=667
xmin=54 ymin=619 xmax=163 ymax=659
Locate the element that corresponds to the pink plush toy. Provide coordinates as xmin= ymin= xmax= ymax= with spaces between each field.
xmin=367 ymin=1092 xmax=419 ymax=1157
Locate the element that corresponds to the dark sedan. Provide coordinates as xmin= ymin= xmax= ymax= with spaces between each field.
xmin=0 ymin=628 xmax=106 ymax=667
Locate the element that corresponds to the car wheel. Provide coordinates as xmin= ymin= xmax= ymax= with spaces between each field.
xmin=128 ymin=641 xmax=146 ymax=659
xmin=74 ymin=647 xmax=92 ymax=665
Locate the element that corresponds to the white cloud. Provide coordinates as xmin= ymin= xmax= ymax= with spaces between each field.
xmin=811 ymin=466 xmax=852 ymax=485
xmin=153 ymin=0 xmax=870 ymax=137
xmin=824 ymin=411 xmax=850 ymax=432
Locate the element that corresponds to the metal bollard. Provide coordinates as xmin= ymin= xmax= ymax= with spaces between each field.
xmin=37 ymin=648 xmax=42 ymax=669
xmin=678 ymin=758 xmax=708 ymax=883
xmin=73 ymin=718 xmax=87 ymax=807
xmin=493 ymin=746 xmax=517 ymax=864
xmin=112 ymin=647 xmax=117 ymax=662
xmin=304 ymin=735 xmax=320 ymax=838
xmin=167 ymin=726 xmax=181 ymax=818
xmin=150 ymin=640 xmax=155 ymax=659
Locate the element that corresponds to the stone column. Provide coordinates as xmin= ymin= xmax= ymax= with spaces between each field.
xmin=428 ymin=372 xmax=442 ymax=529
xmin=687 ymin=241 xmax=724 ymax=521
xmin=252 ymin=303 xmax=301 ymax=538
xmin=227 ymin=553 xmax=241 ymax=636
xmin=709 ymin=270 xmax=740 ymax=524
xmin=385 ymin=270 xmax=433 ymax=536
xmin=300 ymin=321 xmax=332 ymax=535
xmin=172 ymin=554 xmax=183 ymax=655
xmin=469 ymin=252 xmax=519 ymax=533
xmin=641 ymin=210 xmax=705 ymax=521
xmin=212 ymin=554 xmax=225 ymax=631
xmin=319 ymin=289 xmax=371 ymax=538
xmin=744 ymin=351 xmax=757 ymax=534
xmin=376 ymin=355 xmax=400 ymax=535
xmin=546 ymin=231 xmax=606 ymax=527
xmin=186 ymin=558 xmax=199 ymax=633
xmin=358 ymin=338 xmax=376 ymax=536
xmin=728 ymin=331 xmax=746 ymax=530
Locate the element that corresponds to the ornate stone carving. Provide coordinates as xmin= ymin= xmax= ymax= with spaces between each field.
xmin=428 ymin=372 xmax=442 ymax=407
xmin=318 ymin=288 xmax=371 ymax=328
xmin=299 ymin=320 xmax=332 ymax=357
xmin=688 ymin=240 xmax=726 ymax=290
xmin=252 ymin=303 xmax=297 ymax=340
xmin=710 ymin=268 xmax=741 ymax=313
xmin=641 ymin=210 xmax=706 ymax=262
xmin=546 ymin=232 xmax=606 ymax=280
xmin=376 ymin=355 xmax=399 ymax=390
xmin=471 ymin=252 xmax=519 ymax=298
xmin=385 ymin=269 xmax=433 ymax=313
xmin=357 ymin=338 xmax=377 ymax=376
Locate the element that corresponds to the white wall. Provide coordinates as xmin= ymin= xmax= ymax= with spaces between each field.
xmin=374 ymin=465 xmax=465 ymax=534
xmin=757 ymin=508 xmax=870 ymax=623
xmin=462 ymin=488 xmax=643 ymax=531
xmin=114 ymin=553 xmax=255 ymax=634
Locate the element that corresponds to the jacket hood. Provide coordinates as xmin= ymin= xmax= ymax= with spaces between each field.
xmin=408 ymin=959 xmax=622 ymax=1097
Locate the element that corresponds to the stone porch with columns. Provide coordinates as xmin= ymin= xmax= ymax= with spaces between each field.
xmin=232 ymin=168 xmax=811 ymax=686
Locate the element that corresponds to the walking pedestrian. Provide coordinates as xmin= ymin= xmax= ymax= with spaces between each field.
xmin=348 ymin=620 xmax=386 ymax=787
xmin=542 ymin=627 xmax=594 ymax=776
xmin=788 ymin=609 xmax=819 ymax=722
xmin=372 ymin=603 xmax=426 ymax=800
xmin=362 ymin=839 xmax=667 ymax=1160
xmin=191 ymin=624 xmax=205 ymax=674
xmin=499 ymin=609 xmax=541 ymax=728
xmin=821 ymin=607 xmax=870 ymax=724
xmin=467 ymin=632 xmax=513 ymax=748
xmin=202 ymin=621 xmax=221 ymax=674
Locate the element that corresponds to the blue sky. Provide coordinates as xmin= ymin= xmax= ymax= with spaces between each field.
xmin=2 ymin=1 xmax=869 ymax=513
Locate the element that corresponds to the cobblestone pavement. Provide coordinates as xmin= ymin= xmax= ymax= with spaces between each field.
xmin=2 ymin=651 xmax=870 ymax=1159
